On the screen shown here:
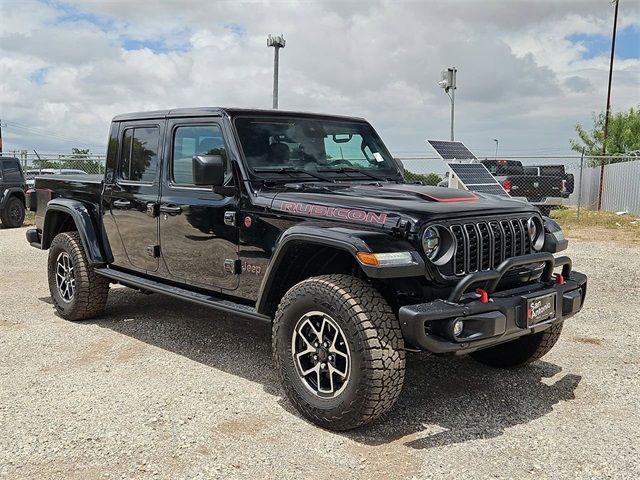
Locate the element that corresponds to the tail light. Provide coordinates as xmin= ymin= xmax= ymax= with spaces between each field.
xmin=561 ymin=179 xmax=567 ymax=192
xmin=502 ymin=179 xmax=512 ymax=193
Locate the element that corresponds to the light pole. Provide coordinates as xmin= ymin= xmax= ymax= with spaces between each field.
xmin=438 ymin=67 xmax=457 ymax=141
xmin=493 ymin=139 xmax=499 ymax=160
xmin=267 ymin=34 xmax=286 ymax=109
xmin=598 ymin=0 xmax=619 ymax=210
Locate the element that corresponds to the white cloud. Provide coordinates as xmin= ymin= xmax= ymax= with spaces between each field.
xmin=0 ymin=0 xmax=638 ymax=161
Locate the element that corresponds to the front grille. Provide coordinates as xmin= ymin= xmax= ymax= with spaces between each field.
xmin=450 ymin=217 xmax=532 ymax=276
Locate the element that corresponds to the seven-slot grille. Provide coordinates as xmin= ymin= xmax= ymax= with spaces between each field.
xmin=449 ymin=218 xmax=532 ymax=276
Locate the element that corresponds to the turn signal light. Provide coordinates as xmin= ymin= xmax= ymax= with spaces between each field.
xmin=356 ymin=252 xmax=379 ymax=266
xmin=356 ymin=251 xmax=416 ymax=267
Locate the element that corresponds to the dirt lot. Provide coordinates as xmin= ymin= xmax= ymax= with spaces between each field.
xmin=1 ymin=225 xmax=638 ymax=479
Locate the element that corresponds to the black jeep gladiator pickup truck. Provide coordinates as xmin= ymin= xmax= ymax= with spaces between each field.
xmin=26 ymin=108 xmax=587 ymax=430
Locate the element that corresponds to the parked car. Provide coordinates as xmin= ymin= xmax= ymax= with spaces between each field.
xmin=25 ymin=168 xmax=88 ymax=188
xmin=26 ymin=108 xmax=587 ymax=430
xmin=481 ymin=159 xmax=567 ymax=215
xmin=0 ymin=156 xmax=27 ymax=228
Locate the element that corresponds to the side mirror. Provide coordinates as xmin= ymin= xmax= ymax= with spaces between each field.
xmin=192 ymin=155 xmax=225 ymax=186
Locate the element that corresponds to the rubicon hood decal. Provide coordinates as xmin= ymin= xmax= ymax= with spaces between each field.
xmin=278 ymin=201 xmax=388 ymax=225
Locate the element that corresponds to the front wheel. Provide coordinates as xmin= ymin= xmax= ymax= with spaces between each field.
xmin=47 ymin=231 xmax=110 ymax=321
xmin=470 ymin=321 xmax=564 ymax=368
xmin=273 ymin=274 xmax=405 ymax=431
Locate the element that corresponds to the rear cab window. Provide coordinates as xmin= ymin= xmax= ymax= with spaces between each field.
xmin=484 ymin=161 xmax=524 ymax=176
xmin=119 ymin=126 xmax=160 ymax=183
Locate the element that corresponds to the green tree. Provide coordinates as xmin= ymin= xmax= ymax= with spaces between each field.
xmin=62 ymin=147 xmax=101 ymax=173
xmin=70 ymin=148 xmax=90 ymax=158
xmin=403 ymin=169 xmax=442 ymax=186
xmin=570 ymin=107 xmax=640 ymax=164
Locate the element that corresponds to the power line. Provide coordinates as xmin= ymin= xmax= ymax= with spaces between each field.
xmin=3 ymin=120 xmax=103 ymax=147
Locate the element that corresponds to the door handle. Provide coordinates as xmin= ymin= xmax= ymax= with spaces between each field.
xmin=113 ymin=199 xmax=131 ymax=208
xmin=159 ymin=205 xmax=182 ymax=215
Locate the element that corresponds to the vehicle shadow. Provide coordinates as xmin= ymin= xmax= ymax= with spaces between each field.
xmin=74 ymin=287 xmax=581 ymax=450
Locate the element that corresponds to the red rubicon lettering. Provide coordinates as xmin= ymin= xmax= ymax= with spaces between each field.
xmin=280 ymin=201 xmax=387 ymax=225
xmin=282 ymin=202 xmax=297 ymax=213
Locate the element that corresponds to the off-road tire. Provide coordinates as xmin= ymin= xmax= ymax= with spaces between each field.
xmin=273 ymin=274 xmax=405 ymax=431
xmin=471 ymin=321 xmax=563 ymax=368
xmin=1 ymin=196 xmax=25 ymax=228
xmin=48 ymin=232 xmax=110 ymax=321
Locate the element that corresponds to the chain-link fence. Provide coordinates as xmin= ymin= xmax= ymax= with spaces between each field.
xmin=8 ymin=152 xmax=107 ymax=176
xmin=8 ymin=150 xmax=639 ymax=217
xmin=399 ymin=154 xmax=640 ymax=217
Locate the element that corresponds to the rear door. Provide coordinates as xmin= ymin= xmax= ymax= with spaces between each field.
xmin=158 ymin=118 xmax=239 ymax=291
xmin=107 ymin=121 xmax=162 ymax=272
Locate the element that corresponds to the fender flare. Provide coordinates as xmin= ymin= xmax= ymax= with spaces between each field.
xmin=1 ymin=188 xmax=26 ymax=209
xmin=42 ymin=199 xmax=109 ymax=265
xmin=255 ymin=224 xmax=424 ymax=314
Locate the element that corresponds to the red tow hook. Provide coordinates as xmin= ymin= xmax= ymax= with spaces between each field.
xmin=475 ymin=288 xmax=490 ymax=304
xmin=554 ymin=273 xmax=566 ymax=285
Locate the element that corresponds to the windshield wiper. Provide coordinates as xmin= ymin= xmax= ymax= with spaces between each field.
xmin=317 ymin=166 xmax=389 ymax=182
xmin=253 ymin=167 xmax=335 ymax=183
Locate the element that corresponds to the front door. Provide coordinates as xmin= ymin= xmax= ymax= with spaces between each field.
xmin=108 ymin=121 xmax=162 ymax=272
xmin=158 ymin=119 xmax=239 ymax=291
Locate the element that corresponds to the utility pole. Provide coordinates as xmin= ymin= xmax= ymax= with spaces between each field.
xmin=267 ymin=34 xmax=286 ymax=109
xmin=598 ymin=0 xmax=619 ymax=210
xmin=494 ymin=139 xmax=499 ymax=160
xmin=438 ymin=67 xmax=457 ymax=141
xmin=0 ymin=118 xmax=3 ymax=154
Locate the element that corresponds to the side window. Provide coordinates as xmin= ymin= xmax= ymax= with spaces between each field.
xmin=172 ymin=125 xmax=226 ymax=185
xmin=2 ymin=161 xmax=22 ymax=181
xmin=120 ymin=126 xmax=159 ymax=183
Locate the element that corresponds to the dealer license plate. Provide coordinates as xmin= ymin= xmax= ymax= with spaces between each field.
xmin=526 ymin=293 xmax=556 ymax=326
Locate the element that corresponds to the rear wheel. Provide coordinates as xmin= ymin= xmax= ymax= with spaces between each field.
xmin=1 ymin=197 xmax=25 ymax=228
xmin=470 ymin=321 xmax=563 ymax=368
xmin=273 ymin=274 xmax=405 ymax=430
xmin=47 ymin=232 xmax=110 ymax=321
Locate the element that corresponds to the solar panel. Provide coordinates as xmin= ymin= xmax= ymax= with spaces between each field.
xmin=448 ymin=162 xmax=510 ymax=197
xmin=446 ymin=163 xmax=497 ymax=184
xmin=466 ymin=184 xmax=511 ymax=196
xmin=428 ymin=140 xmax=477 ymax=160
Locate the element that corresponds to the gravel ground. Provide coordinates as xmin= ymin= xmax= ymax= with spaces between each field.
xmin=1 ymin=225 xmax=638 ymax=479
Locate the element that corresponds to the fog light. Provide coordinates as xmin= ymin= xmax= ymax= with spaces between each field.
xmin=452 ymin=319 xmax=464 ymax=337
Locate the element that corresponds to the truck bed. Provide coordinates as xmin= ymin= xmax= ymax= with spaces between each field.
xmin=31 ymin=175 xmax=104 ymax=230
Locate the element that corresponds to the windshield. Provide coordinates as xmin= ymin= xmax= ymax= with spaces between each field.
xmin=234 ymin=116 xmax=401 ymax=180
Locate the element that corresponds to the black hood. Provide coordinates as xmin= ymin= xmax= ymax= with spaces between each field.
xmin=268 ymin=182 xmax=536 ymax=229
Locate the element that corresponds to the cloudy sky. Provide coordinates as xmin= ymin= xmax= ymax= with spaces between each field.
xmin=1 ymin=0 xmax=639 ymax=162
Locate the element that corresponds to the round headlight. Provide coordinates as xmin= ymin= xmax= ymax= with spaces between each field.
xmin=527 ymin=216 xmax=545 ymax=251
xmin=422 ymin=226 xmax=440 ymax=260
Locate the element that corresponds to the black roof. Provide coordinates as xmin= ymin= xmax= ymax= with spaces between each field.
xmin=112 ymin=107 xmax=366 ymax=122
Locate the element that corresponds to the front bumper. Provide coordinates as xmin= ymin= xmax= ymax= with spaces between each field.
xmin=399 ymin=253 xmax=587 ymax=354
